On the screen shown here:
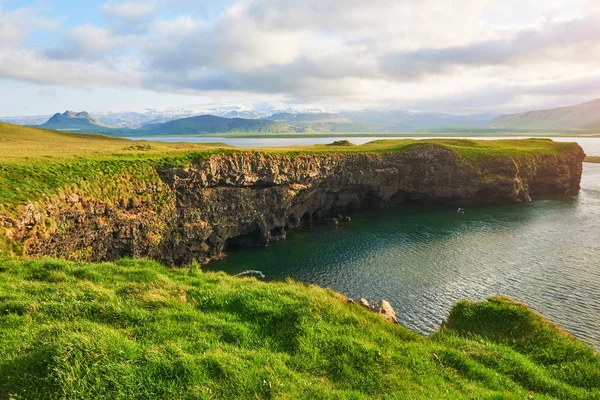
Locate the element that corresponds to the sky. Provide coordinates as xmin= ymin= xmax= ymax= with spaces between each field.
xmin=1 ymin=0 xmax=600 ymax=116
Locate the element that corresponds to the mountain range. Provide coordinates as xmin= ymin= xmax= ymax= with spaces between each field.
xmin=37 ymin=111 xmax=293 ymax=135
xmin=268 ymin=110 xmax=499 ymax=132
xmin=488 ymin=98 xmax=600 ymax=130
xmin=136 ymin=115 xmax=293 ymax=134
xmin=31 ymin=109 xmax=500 ymax=135
xmin=5 ymin=98 xmax=600 ymax=135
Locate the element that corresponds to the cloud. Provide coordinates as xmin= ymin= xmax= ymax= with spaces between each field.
xmin=155 ymin=15 xmax=198 ymax=36
xmin=37 ymin=88 xmax=56 ymax=97
xmin=145 ymin=8 xmax=305 ymax=72
xmin=102 ymin=1 xmax=156 ymax=34
xmin=0 ymin=45 xmax=137 ymax=87
xmin=380 ymin=14 xmax=600 ymax=80
xmin=2 ymin=0 xmax=600 ymax=113
xmin=0 ymin=7 xmax=60 ymax=45
xmin=46 ymin=25 xmax=125 ymax=60
xmin=101 ymin=1 xmax=155 ymax=22
xmin=0 ymin=7 xmax=136 ymax=87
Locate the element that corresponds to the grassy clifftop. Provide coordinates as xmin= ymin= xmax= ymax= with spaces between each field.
xmin=0 ymin=122 xmax=581 ymax=215
xmin=0 ymin=257 xmax=598 ymax=399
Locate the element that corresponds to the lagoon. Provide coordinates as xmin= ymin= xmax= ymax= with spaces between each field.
xmin=131 ymin=133 xmax=600 ymax=348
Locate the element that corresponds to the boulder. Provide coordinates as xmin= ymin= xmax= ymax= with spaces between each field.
xmin=371 ymin=300 xmax=398 ymax=323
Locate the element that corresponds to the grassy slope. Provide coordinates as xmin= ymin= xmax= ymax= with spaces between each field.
xmin=0 ymin=257 xmax=598 ymax=400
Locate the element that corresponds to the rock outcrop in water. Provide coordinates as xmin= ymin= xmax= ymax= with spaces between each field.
xmin=6 ymin=143 xmax=585 ymax=265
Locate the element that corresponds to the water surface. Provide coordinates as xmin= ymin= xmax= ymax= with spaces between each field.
xmin=134 ymin=133 xmax=600 ymax=347
xmin=206 ymin=163 xmax=600 ymax=348
xmin=129 ymin=135 xmax=600 ymax=155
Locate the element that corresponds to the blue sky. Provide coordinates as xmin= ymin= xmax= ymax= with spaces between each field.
xmin=1 ymin=0 xmax=600 ymax=116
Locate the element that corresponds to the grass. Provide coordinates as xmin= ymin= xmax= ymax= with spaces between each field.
xmin=0 ymin=257 xmax=598 ymax=399
xmin=0 ymin=123 xmax=581 ymax=216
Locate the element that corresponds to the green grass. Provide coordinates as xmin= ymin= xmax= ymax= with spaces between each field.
xmin=0 ymin=123 xmax=581 ymax=217
xmin=0 ymin=257 xmax=598 ymax=399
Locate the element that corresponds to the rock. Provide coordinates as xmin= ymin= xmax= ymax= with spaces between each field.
xmin=346 ymin=298 xmax=355 ymax=304
xmin=358 ymin=298 xmax=370 ymax=308
xmin=1 ymin=215 xmax=14 ymax=228
xmin=328 ymin=140 xmax=355 ymax=147
xmin=371 ymin=300 xmax=398 ymax=323
xmin=324 ymin=218 xmax=339 ymax=225
xmin=67 ymin=193 xmax=80 ymax=204
xmin=343 ymin=216 xmax=352 ymax=222
xmin=20 ymin=204 xmax=41 ymax=229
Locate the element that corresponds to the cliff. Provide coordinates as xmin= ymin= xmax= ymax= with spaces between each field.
xmin=2 ymin=140 xmax=585 ymax=266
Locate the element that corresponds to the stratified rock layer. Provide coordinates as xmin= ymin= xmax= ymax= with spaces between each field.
xmin=10 ymin=143 xmax=585 ymax=265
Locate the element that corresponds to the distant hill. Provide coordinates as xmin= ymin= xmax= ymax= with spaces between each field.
xmin=40 ymin=111 xmax=127 ymax=134
xmin=136 ymin=115 xmax=296 ymax=134
xmin=0 ymin=115 xmax=51 ymax=126
xmin=343 ymin=110 xmax=498 ymax=130
xmin=268 ymin=112 xmax=353 ymax=123
xmin=34 ymin=108 xmax=502 ymax=135
xmin=268 ymin=111 xmax=497 ymax=132
xmin=489 ymin=99 xmax=600 ymax=130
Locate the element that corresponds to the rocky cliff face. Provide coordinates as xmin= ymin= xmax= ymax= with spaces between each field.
xmin=6 ymin=144 xmax=585 ymax=265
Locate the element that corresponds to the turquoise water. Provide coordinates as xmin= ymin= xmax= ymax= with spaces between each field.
xmin=207 ymin=163 xmax=600 ymax=348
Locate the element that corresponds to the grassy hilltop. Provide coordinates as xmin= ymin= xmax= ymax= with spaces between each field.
xmin=1 ymin=257 xmax=599 ymax=399
xmin=0 ymin=122 xmax=597 ymax=399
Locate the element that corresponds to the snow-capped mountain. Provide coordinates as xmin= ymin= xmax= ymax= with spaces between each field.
xmin=1 ymin=104 xmax=498 ymax=132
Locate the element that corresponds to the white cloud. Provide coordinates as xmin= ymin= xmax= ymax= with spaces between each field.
xmin=101 ymin=1 xmax=155 ymax=22
xmin=2 ymin=0 xmax=600 ymax=113
xmin=156 ymin=15 xmax=198 ymax=36
xmin=47 ymin=25 xmax=125 ymax=60
xmin=0 ymin=7 xmax=60 ymax=45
